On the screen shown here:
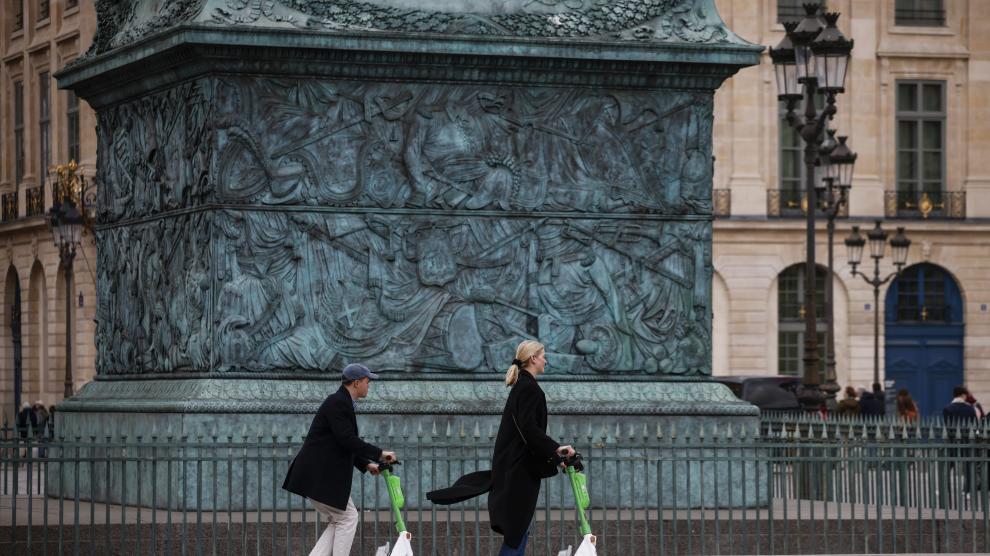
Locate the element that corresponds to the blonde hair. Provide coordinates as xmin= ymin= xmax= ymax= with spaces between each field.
xmin=505 ymin=340 xmax=545 ymax=386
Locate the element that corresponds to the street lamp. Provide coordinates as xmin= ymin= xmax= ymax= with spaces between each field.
xmin=46 ymin=163 xmax=86 ymax=398
xmin=845 ymin=222 xmax=911 ymax=391
xmin=817 ymin=132 xmax=856 ymax=408
xmin=771 ymin=3 xmax=854 ymax=409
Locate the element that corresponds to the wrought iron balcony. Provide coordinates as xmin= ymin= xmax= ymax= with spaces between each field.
xmin=713 ymin=189 xmax=731 ymax=218
xmin=25 ymin=186 xmax=44 ymax=217
xmin=885 ymin=190 xmax=965 ymax=219
xmin=1 ymin=192 xmax=18 ymax=223
xmin=767 ymin=188 xmax=849 ymax=219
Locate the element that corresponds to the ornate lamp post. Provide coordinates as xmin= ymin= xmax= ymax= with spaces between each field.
xmin=46 ymin=164 xmax=85 ymax=398
xmin=771 ymin=4 xmax=854 ymax=409
xmin=818 ymin=133 xmax=856 ymax=408
xmin=845 ymin=222 xmax=911 ymax=391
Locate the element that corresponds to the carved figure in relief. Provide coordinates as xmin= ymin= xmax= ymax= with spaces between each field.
xmin=97 ymin=79 xmax=713 ymax=376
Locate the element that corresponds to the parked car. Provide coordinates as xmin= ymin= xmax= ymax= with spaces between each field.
xmin=714 ymin=375 xmax=804 ymax=413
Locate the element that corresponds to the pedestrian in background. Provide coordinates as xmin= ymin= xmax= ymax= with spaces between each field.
xmin=489 ymin=340 xmax=575 ymax=556
xmin=943 ymin=386 xmax=977 ymax=423
xmin=896 ymin=389 xmax=919 ymax=422
xmin=835 ymin=386 xmax=860 ymax=417
xmin=283 ymin=363 xmax=397 ymax=556
xmin=859 ymin=384 xmax=885 ymax=417
xmin=965 ymin=393 xmax=985 ymax=419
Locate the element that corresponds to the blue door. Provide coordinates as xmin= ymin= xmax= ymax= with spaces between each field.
xmin=885 ymin=263 xmax=964 ymax=416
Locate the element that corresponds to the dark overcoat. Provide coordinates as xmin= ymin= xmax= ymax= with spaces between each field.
xmin=282 ymin=386 xmax=382 ymax=509
xmin=488 ymin=371 xmax=560 ymax=549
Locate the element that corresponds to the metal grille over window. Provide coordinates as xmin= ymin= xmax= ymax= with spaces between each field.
xmin=895 ymin=0 xmax=945 ymax=26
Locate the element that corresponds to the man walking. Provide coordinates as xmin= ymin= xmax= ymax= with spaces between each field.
xmin=283 ymin=363 xmax=397 ymax=556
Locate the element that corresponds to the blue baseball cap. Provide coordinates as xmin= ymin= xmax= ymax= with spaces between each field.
xmin=342 ymin=363 xmax=379 ymax=381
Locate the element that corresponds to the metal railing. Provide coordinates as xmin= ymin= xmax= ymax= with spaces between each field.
xmin=767 ymin=188 xmax=849 ymax=219
xmin=885 ymin=189 xmax=965 ymax=219
xmin=3 ymin=419 xmax=989 ymax=555
xmin=1 ymin=192 xmax=18 ymax=223
xmin=25 ymin=186 xmax=45 ymax=217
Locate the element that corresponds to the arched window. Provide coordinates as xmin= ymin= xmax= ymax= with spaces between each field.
xmin=778 ymin=264 xmax=828 ymax=378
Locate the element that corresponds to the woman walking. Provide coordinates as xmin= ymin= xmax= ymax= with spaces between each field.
xmin=489 ymin=340 xmax=575 ymax=556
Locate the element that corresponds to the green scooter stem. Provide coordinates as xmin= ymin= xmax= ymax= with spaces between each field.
xmin=382 ymin=469 xmax=407 ymax=534
xmin=566 ymin=466 xmax=592 ymax=537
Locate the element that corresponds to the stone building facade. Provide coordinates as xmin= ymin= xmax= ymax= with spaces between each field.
xmin=711 ymin=0 xmax=990 ymax=415
xmin=0 ymin=0 xmax=97 ymax=416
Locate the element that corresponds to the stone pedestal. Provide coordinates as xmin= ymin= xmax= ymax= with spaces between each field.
xmin=54 ymin=0 xmax=761 ymax=509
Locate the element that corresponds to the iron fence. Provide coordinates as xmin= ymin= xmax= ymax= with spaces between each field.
xmin=2 ymin=419 xmax=989 ymax=555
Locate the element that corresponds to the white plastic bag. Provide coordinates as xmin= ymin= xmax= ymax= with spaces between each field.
xmin=375 ymin=532 xmax=413 ymax=556
xmin=573 ymin=534 xmax=597 ymax=556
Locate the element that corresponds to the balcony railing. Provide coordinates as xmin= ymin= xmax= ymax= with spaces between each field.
xmin=25 ymin=186 xmax=45 ymax=217
xmin=885 ymin=190 xmax=965 ymax=219
xmin=713 ymin=188 xmax=730 ymax=217
xmin=1 ymin=192 xmax=18 ymax=223
xmin=767 ymin=188 xmax=849 ymax=218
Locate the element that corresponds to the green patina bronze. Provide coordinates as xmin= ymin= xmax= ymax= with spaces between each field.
xmin=50 ymin=0 xmax=761 ymax=510
xmin=55 ymin=0 xmax=760 ymax=429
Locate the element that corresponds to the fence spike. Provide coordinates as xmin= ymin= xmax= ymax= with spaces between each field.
xmin=432 ymin=420 xmax=439 ymax=437
xmin=642 ymin=423 xmax=649 ymax=440
xmin=459 ymin=421 xmax=467 ymax=438
xmin=614 ymin=421 xmax=621 ymax=439
xmin=670 ymin=422 xmax=677 ymax=440
xmin=473 ymin=421 xmax=481 ymax=439
xmin=445 ymin=421 xmax=453 ymax=438
xmin=586 ymin=423 xmax=594 ymax=440
xmin=599 ymin=424 xmax=609 ymax=442
xmin=655 ymin=422 xmax=663 ymax=439
xmin=698 ymin=424 xmax=706 ymax=441
xmin=489 ymin=422 xmax=497 ymax=439
xmin=725 ymin=424 xmax=734 ymax=440
xmin=211 ymin=426 xmax=218 ymax=438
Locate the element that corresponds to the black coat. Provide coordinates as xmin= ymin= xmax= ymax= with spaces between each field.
xmin=282 ymin=386 xmax=382 ymax=509
xmin=944 ymin=401 xmax=977 ymax=423
xmin=488 ymin=371 xmax=560 ymax=549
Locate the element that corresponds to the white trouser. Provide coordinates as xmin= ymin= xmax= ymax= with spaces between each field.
xmin=309 ymin=497 xmax=359 ymax=556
